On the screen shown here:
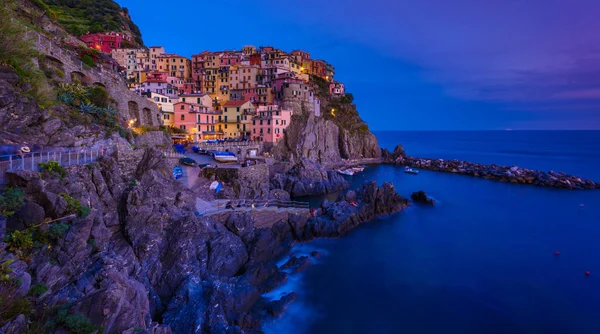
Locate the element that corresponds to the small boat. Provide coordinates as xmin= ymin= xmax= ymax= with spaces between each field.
xmin=213 ymin=151 xmax=238 ymax=163
xmin=337 ymin=168 xmax=355 ymax=176
xmin=404 ymin=166 xmax=419 ymax=174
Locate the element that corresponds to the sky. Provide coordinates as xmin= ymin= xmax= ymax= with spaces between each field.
xmin=117 ymin=0 xmax=600 ymax=130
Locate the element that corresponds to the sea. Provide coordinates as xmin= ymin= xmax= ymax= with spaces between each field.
xmin=264 ymin=130 xmax=600 ymax=334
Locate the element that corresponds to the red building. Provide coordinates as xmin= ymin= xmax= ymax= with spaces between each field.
xmin=80 ymin=32 xmax=131 ymax=54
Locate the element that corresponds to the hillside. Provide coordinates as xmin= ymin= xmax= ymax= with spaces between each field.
xmin=37 ymin=0 xmax=144 ymax=46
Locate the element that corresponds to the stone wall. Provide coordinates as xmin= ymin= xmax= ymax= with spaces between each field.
xmin=27 ymin=31 xmax=159 ymax=127
xmin=136 ymin=131 xmax=171 ymax=148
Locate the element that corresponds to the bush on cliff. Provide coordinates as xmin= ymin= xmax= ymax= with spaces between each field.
xmin=0 ymin=187 xmax=25 ymax=217
xmin=59 ymin=194 xmax=91 ymax=218
xmin=40 ymin=160 xmax=67 ymax=179
xmin=49 ymin=304 xmax=103 ymax=334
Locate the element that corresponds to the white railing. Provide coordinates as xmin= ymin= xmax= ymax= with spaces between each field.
xmin=0 ymin=149 xmax=105 ymax=184
xmin=195 ymin=140 xmax=262 ymax=148
xmin=163 ymin=151 xmax=186 ymax=159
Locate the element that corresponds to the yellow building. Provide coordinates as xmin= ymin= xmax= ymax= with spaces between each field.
xmin=158 ymin=54 xmax=192 ymax=80
xmin=219 ymin=100 xmax=254 ymax=138
xmin=216 ymin=66 xmax=230 ymax=101
xmin=230 ymin=65 xmax=259 ymax=90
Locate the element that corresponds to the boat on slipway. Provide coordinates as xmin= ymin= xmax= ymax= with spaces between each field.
xmin=212 ymin=151 xmax=238 ymax=163
xmin=337 ymin=166 xmax=366 ymax=176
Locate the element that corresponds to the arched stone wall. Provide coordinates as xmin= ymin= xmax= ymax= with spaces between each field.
xmin=142 ymin=107 xmax=152 ymax=126
xmin=128 ymin=101 xmax=141 ymax=126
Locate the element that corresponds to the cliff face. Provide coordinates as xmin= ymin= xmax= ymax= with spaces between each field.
xmin=275 ymin=98 xmax=381 ymax=168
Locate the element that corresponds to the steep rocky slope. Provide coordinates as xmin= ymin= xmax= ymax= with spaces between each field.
xmin=0 ymin=147 xmax=407 ymax=333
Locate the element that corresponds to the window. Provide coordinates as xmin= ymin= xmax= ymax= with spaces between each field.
xmin=237 ymin=124 xmax=240 ymax=129
xmin=180 ymin=125 xmax=186 ymax=130
xmin=180 ymin=114 xmax=185 ymax=120
xmin=276 ymin=119 xmax=279 ymax=125
xmin=163 ymin=114 xmax=170 ymax=120
xmin=267 ymin=120 xmax=271 ymax=125
xmin=267 ymin=128 xmax=271 ymax=134
xmin=225 ymin=124 xmax=228 ymax=129
xmin=253 ymin=129 xmax=256 ymax=134
xmin=224 ymin=116 xmax=228 ymax=122
xmin=260 ymin=120 xmax=263 ymax=125
xmin=236 ymin=107 xmax=240 ymax=112
xmin=252 ymin=120 xmax=255 ymax=125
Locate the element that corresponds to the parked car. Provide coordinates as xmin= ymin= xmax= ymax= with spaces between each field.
xmin=198 ymin=148 xmax=209 ymax=155
xmin=179 ymin=157 xmax=197 ymax=166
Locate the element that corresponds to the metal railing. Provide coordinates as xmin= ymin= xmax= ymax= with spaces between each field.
xmin=195 ymin=141 xmax=262 ymax=148
xmin=0 ymin=149 xmax=105 ymax=184
xmin=163 ymin=151 xmax=186 ymax=159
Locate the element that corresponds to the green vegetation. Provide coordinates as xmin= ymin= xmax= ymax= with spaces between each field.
xmin=0 ymin=260 xmax=15 ymax=282
xmin=6 ymin=229 xmax=34 ymax=253
xmin=57 ymin=83 xmax=129 ymax=139
xmin=340 ymin=93 xmax=354 ymax=104
xmin=39 ymin=160 xmax=67 ymax=178
xmin=309 ymin=75 xmax=330 ymax=97
xmin=59 ymin=194 xmax=90 ymax=218
xmin=44 ymin=0 xmax=144 ymax=46
xmin=80 ymin=54 xmax=95 ymax=67
xmin=49 ymin=222 xmax=70 ymax=239
xmin=29 ymin=284 xmax=49 ymax=297
xmin=159 ymin=125 xmax=187 ymax=135
xmin=0 ymin=187 xmax=25 ymax=217
xmin=51 ymin=305 xmax=103 ymax=334
xmin=0 ymin=0 xmax=55 ymax=108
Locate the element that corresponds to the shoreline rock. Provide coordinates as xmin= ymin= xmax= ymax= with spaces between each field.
xmin=411 ymin=191 xmax=435 ymax=205
xmin=271 ymin=158 xmax=349 ymax=196
xmin=382 ymin=147 xmax=599 ymax=190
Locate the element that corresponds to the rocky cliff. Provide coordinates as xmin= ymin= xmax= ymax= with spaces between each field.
xmin=0 ymin=147 xmax=407 ymax=333
xmin=275 ymin=105 xmax=381 ymax=168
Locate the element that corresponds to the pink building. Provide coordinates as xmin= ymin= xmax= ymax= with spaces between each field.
xmin=251 ymin=105 xmax=292 ymax=143
xmin=80 ymin=32 xmax=131 ymax=54
xmin=329 ymin=82 xmax=345 ymax=97
xmin=173 ymin=102 xmax=223 ymax=141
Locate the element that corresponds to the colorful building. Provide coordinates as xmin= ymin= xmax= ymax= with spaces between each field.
xmin=158 ymin=54 xmax=192 ymax=80
xmin=173 ymin=102 xmax=222 ymax=142
xmin=330 ymin=82 xmax=345 ymax=98
xmin=251 ymin=105 xmax=292 ymax=143
xmin=149 ymin=92 xmax=178 ymax=127
xmin=80 ymin=32 xmax=132 ymax=54
xmin=220 ymin=100 xmax=255 ymax=138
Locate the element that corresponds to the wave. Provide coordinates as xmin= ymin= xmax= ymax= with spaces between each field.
xmin=262 ymin=243 xmax=329 ymax=334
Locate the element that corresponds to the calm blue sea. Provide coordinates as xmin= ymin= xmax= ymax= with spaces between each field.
xmin=265 ymin=131 xmax=600 ymax=334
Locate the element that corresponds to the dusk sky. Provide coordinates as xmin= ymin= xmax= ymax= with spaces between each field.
xmin=117 ymin=0 xmax=600 ymax=130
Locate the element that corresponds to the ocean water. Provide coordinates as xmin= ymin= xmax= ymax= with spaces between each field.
xmin=265 ymin=131 xmax=600 ymax=334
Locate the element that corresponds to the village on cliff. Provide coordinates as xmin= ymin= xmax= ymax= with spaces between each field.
xmin=81 ymin=31 xmax=347 ymax=144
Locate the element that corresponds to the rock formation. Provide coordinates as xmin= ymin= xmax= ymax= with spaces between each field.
xmin=270 ymin=158 xmax=349 ymax=197
xmin=411 ymin=190 xmax=435 ymax=205
xmin=274 ymin=99 xmax=381 ymax=168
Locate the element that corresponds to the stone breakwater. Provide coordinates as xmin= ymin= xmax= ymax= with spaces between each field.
xmin=393 ymin=156 xmax=599 ymax=190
